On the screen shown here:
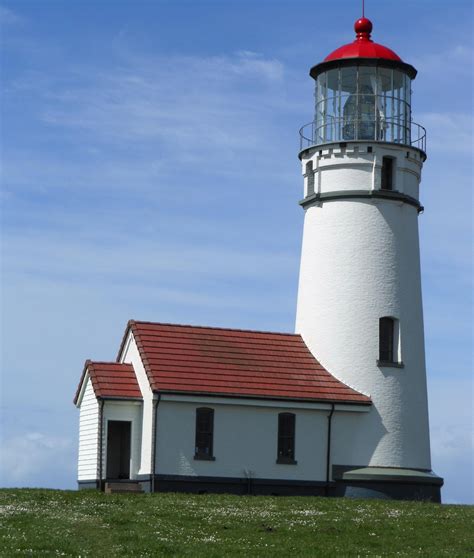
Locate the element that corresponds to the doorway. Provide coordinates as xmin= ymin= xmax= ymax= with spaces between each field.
xmin=106 ymin=421 xmax=131 ymax=480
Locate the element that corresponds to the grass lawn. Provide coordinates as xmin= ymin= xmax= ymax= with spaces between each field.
xmin=0 ymin=489 xmax=473 ymax=557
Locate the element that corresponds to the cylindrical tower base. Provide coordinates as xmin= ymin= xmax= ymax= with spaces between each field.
xmin=295 ymin=142 xmax=433 ymax=472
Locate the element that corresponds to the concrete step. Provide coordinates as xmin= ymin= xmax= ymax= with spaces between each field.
xmin=105 ymin=482 xmax=144 ymax=494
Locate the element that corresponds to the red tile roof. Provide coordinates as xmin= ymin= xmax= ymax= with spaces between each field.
xmin=121 ymin=320 xmax=370 ymax=405
xmin=74 ymin=360 xmax=142 ymax=404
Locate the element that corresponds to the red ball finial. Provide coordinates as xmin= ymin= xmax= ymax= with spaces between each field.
xmin=354 ymin=17 xmax=373 ymax=41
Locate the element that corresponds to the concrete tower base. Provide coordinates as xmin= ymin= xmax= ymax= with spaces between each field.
xmin=332 ymin=466 xmax=443 ymax=502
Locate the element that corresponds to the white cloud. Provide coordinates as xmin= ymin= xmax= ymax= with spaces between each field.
xmin=0 ymin=432 xmax=75 ymax=488
xmin=231 ymin=51 xmax=284 ymax=81
xmin=3 ymin=50 xmax=296 ymax=202
xmin=411 ymin=44 xmax=473 ymax=79
xmin=12 ymin=51 xmax=285 ymax=155
xmin=418 ymin=111 xmax=473 ymax=154
xmin=3 ymin=228 xmax=296 ymax=283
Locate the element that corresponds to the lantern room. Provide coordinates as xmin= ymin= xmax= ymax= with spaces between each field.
xmin=300 ymin=18 xmax=426 ymax=153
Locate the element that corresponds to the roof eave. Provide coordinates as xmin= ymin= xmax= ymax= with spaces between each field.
xmin=309 ymin=57 xmax=417 ymax=80
xmin=152 ymin=388 xmax=371 ymax=406
xmin=98 ymin=395 xmax=143 ymax=402
xmin=73 ymin=360 xmax=93 ymax=406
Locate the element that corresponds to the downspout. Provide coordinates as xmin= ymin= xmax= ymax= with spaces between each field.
xmin=150 ymin=393 xmax=161 ymax=493
xmin=98 ymin=399 xmax=104 ymax=491
xmin=326 ymin=403 xmax=335 ymax=495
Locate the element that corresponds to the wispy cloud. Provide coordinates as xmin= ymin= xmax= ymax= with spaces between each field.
xmin=3 ymin=227 xmax=297 ymax=284
xmin=419 ymin=111 xmax=473 ymax=155
xmin=9 ymin=51 xmax=287 ymax=153
xmin=0 ymin=5 xmax=24 ymax=25
xmin=3 ymin=49 xmax=298 ymax=207
xmin=0 ymin=432 xmax=75 ymax=488
xmin=411 ymin=44 xmax=473 ymax=79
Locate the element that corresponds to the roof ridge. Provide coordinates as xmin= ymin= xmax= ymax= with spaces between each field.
xmin=130 ymin=319 xmax=300 ymax=337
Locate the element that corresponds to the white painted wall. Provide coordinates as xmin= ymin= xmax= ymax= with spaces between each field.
xmin=296 ymin=142 xmax=431 ymax=470
xmin=77 ymin=375 xmax=99 ymax=481
xmin=155 ymin=400 xmax=330 ymax=480
xmin=119 ymin=331 xmax=153 ymax=476
xmin=302 ymin=144 xmax=422 ymax=198
xmin=102 ymin=401 xmax=143 ymax=480
xmin=160 ymin=393 xmax=369 ymax=414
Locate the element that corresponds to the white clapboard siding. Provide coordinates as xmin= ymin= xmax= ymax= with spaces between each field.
xmin=78 ymin=376 xmax=99 ymax=481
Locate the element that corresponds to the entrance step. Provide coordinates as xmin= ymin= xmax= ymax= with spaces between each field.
xmin=105 ymin=481 xmax=144 ymax=494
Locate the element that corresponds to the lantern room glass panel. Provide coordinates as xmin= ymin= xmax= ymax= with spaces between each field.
xmin=313 ymin=65 xmax=412 ymax=146
xmin=316 ymin=73 xmax=327 ymax=143
xmin=339 ymin=67 xmax=357 ymax=140
xmin=325 ymin=68 xmax=339 ymax=141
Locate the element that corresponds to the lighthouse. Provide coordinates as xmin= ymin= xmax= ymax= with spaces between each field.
xmin=73 ymin=13 xmax=443 ymax=502
xmin=295 ymin=17 xmax=443 ymax=498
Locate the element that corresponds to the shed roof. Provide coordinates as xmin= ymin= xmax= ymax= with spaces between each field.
xmin=74 ymin=360 xmax=142 ymax=405
xmin=121 ymin=320 xmax=370 ymax=405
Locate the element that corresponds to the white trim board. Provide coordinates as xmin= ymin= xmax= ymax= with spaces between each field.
xmin=158 ymin=393 xmax=370 ymax=413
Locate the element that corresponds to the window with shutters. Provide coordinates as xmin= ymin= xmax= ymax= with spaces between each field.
xmin=194 ymin=407 xmax=215 ymax=460
xmin=277 ymin=413 xmax=297 ymax=464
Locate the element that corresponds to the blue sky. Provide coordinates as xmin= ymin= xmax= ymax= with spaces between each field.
xmin=1 ymin=0 xmax=472 ymax=504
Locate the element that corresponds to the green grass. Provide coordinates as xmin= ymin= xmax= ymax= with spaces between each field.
xmin=0 ymin=489 xmax=472 ymax=557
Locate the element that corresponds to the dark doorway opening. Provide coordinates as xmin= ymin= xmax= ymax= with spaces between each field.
xmin=106 ymin=421 xmax=131 ymax=480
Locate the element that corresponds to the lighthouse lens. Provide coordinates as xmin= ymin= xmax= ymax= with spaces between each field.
xmin=343 ymin=67 xmax=377 ymax=140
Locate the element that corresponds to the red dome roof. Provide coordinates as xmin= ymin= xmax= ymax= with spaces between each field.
xmin=324 ymin=18 xmax=402 ymax=63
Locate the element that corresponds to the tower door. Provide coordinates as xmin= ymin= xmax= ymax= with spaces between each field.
xmin=106 ymin=421 xmax=131 ymax=480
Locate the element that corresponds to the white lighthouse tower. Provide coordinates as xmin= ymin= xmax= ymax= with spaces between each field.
xmin=295 ymin=17 xmax=443 ymax=499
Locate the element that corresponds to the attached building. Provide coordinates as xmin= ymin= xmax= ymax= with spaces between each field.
xmin=75 ymin=320 xmax=377 ymax=495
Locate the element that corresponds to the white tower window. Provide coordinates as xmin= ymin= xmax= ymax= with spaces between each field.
xmin=306 ymin=161 xmax=315 ymax=196
xmin=378 ymin=317 xmax=403 ymax=366
xmin=381 ymin=156 xmax=395 ymax=190
xmin=379 ymin=317 xmax=395 ymax=362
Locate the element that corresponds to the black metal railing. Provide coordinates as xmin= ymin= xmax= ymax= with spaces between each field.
xmin=299 ymin=117 xmax=426 ymax=153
